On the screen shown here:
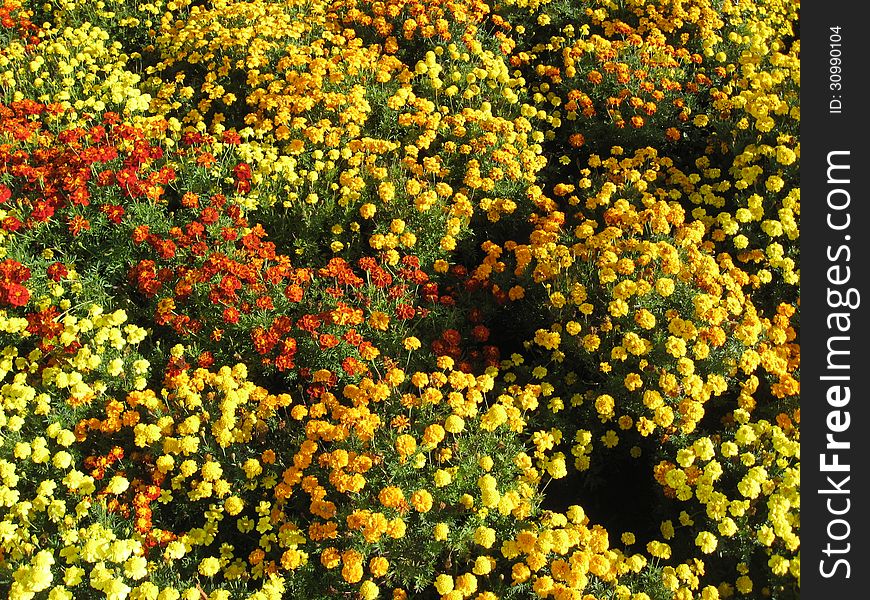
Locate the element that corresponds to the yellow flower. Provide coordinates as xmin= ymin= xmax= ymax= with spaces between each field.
xmin=473 ymin=526 xmax=496 ymax=548
xmin=434 ymin=574 xmax=454 ymax=595
xmin=735 ymin=575 xmax=753 ymax=594
xmin=378 ymin=182 xmax=395 ymax=202
xmin=368 ymin=311 xmax=390 ymax=331
xmin=695 ymin=531 xmax=718 ymax=554
xmin=359 ymin=580 xmax=379 ymax=600
xmin=655 ymin=278 xmax=676 ymax=296
xmin=433 ymin=469 xmax=452 ymax=487
xmin=224 ymin=496 xmax=244 ymax=516
xmin=198 ymin=557 xmax=221 ymax=577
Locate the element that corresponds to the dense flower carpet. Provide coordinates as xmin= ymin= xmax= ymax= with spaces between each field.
xmin=0 ymin=1 xmax=799 ymax=599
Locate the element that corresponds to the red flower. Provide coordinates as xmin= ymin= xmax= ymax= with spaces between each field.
xmin=319 ymin=334 xmax=340 ymax=349
xmin=442 ymin=329 xmax=461 ymax=346
xmin=2 ymin=215 xmax=22 ymax=232
xmin=196 ymin=152 xmax=217 ymax=168
xmin=201 ymin=207 xmax=220 ymax=224
xmin=197 ymin=352 xmax=215 ymax=368
xmin=0 ymin=282 xmax=29 ymax=307
xmin=47 ymin=262 xmax=68 ymax=281
xmin=67 ymin=215 xmax=90 ymax=236
xmin=341 ymin=356 xmax=365 ymax=376
xmin=0 ymin=259 xmax=31 ymax=283
xmin=369 ymin=267 xmax=393 ymax=288
xmin=100 ymin=204 xmax=125 ymax=224
xmin=395 ymin=304 xmax=416 ymax=320
xmin=284 ymin=284 xmax=304 ymax=302
xmin=472 ymin=325 xmax=490 ymax=342
xmin=297 ymin=314 xmax=321 ymax=333
xmin=223 ymin=307 xmax=240 ymax=324
xmin=233 ymin=162 xmax=252 ymax=181
xmin=131 ymin=225 xmax=150 ymax=244
xmin=222 ymin=130 xmax=241 ymax=145
xmin=255 ymin=296 xmax=275 ymax=310
xmin=342 ymin=329 xmax=363 ymax=346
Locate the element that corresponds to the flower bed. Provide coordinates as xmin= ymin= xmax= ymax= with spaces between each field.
xmin=0 ymin=1 xmax=799 ymax=599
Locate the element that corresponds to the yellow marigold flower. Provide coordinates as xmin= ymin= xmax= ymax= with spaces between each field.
xmin=409 ymin=489 xmax=433 ymax=513
xmin=321 ymin=547 xmax=341 ymax=570
xmin=201 ymin=461 xmax=223 ymax=482
xmin=362 ymin=557 xmax=388 ymax=580
xmin=582 ymin=334 xmax=600 ymax=351
xmin=647 ymin=540 xmax=672 ymax=559
xmin=198 ymin=557 xmax=221 ymax=577
xmin=695 ymin=531 xmax=718 ymax=554
xmin=655 ymin=278 xmax=675 ymax=296
xmin=368 ymin=311 xmax=390 ymax=331
xmin=594 ymin=394 xmax=615 ymax=420
xmin=455 ymin=573 xmax=478 ymax=596
xmin=471 ymin=525 xmax=495 ymax=549
xmin=378 ymin=182 xmax=395 ymax=202
xmin=105 ymin=475 xmax=130 ymax=495
xmin=434 ymin=469 xmax=452 ymax=487
xmin=423 ymin=424 xmax=445 ymax=446
xmin=358 ymin=580 xmax=379 ymax=600
xmin=512 ymin=562 xmax=531 ymax=584
xmin=395 ymin=434 xmax=417 ymax=460
xmin=224 ymin=496 xmax=244 ymax=516
xmin=434 ymin=574 xmax=454 ymax=595
xmin=444 ymin=415 xmax=465 ymax=433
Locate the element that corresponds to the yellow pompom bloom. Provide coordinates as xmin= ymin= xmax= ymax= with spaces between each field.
xmin=198 ymin=557 xmax=221 ymax=577
xmin=410 ymin=489 xmax=433 ymax=513
xmin=695 ymin=531 xmax=718 ymax=554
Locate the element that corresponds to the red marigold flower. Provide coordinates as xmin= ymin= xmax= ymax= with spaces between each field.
xmin=369 ymin=267 xmax=393 ymax=288
xmin=197 ymin=352 xmax=215 ymax=368
xmin=342 ymin=356 xmax=365 ymax=376
xmin=131 ymin=225 xmax=150 ymax=244
xmin=2 ymin=216 xmax=22 ymax=232
xmin=255 ymin=296 xmax=275 ymax=310
xmin=342 ymin=329 xmax=363 ymax=346
xmin=201 ymin=207 xmax=220 ymax=224
xmin=319 ymin=334 xmax=340 ymax=349
xmin=357 ymin=257 xmax=378 ymax=271
xmin=0 ymin=259 xmax=30 ymax=283
xmin=29 ymin=200 xmax=56 ymax=222
xmin=222 ymin=130 xmax=242 ymax=145
xmin=395 ymin=304 xmax=416 ymax=320
xmin=284 ymin=284 xmax=304 ymax=302
xmin=233 ymin=162 xmax=252 ymax=181
xmin=0 ymin=282 xmax=29 ymax=307
xmin=297 ymin=314 xmax=321 ymax=333
xmin=196 ymin=152 xmax=217 ymax=168
xmin=47 ymin=262 xmax=68 ymax=281
xmin=471 ymin=325 xmax=490 ymax=342
xmin=442 ymin=329 xmax=461 ymax=346
xmin=181 ymin=192 xmax=200 ymax=208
